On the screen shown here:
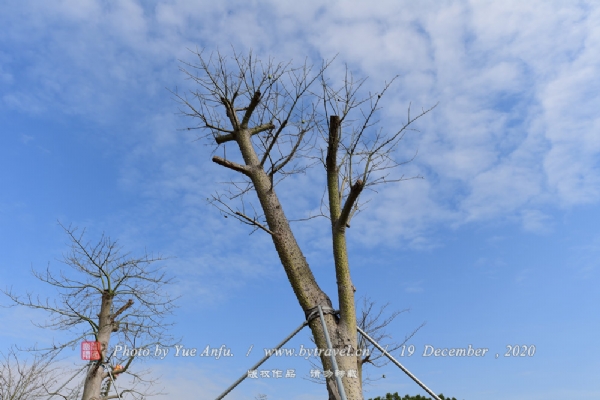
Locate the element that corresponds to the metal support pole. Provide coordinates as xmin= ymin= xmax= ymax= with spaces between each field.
xmin=357 ymin=326 xmax=441 ymax=400
xmin=215 ymin=320 xmax=309 ymax=400
xmin=317 ymin=305 xmax=348 ymax=400
xmin=102 ymin=364 xmax=123 ymax=400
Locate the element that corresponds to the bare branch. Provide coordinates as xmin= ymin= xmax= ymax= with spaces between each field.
xmin=337 ymin=178 xmax=365 ymax=231
xmin=215 ymin=122 xmax=276 ymax=145
xmin=212 ymin=156 xmax=252 ymax=176
xmin=241 ymin=90 xmax=262 ymax=128
xmin=234 ymin=211 xmax=274 ymax=235
xmin=0 ymin=348 xmax=83 ymax=400
xmin=208 ymin=193 xmax=273 ymax=235
xmin=112 ymin=298 xmax=134 ymax=321
xmin=357 ymin=297 xmax=426 ymax=373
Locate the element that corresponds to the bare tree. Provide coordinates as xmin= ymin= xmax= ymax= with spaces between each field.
xmin=2 ymin=223 xmax=178 ymax=400
xmin=0 ymin=347 xmax=60 ymax=400
xmin=174 ymin=48 xmax=435 ymax=399
xmin=356 ymin=298 xmax=426 ymax=384
xmin=0 ymin=347 xmax=87 ymax=400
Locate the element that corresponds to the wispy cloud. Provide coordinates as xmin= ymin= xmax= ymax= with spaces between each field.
xmin=1 ymin=3 xmax=599 ymax=399
xmin=2 ymin=2 xmax=598 ymax=245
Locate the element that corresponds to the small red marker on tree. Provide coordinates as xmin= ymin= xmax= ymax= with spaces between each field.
xmin=81 ymin=341 xmax=102 ymax=361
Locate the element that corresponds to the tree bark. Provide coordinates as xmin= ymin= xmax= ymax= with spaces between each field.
xmin=220 ymin=113 xmax=363 ymax=399
xmin=81 ymin=291 xmax=114 ymax=400
xmin=325 ymin=116 xmax=363 ymax=398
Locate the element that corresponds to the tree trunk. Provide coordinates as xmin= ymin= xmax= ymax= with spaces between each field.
xmin=233 ymin=125 xmax=363 ymax=399
xmin=81 ymin=291 xmax=114 ymax=400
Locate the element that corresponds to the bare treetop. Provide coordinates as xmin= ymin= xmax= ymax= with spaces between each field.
xmin=4 ymin=222 xmax=176 ymax=354
xmin=176 ymin=48 xmax=436 ymax=399
xmin=174 ymin=48 xmax=435 ymax=230
xmin=177 ymin=49 xmax=328 ymax=181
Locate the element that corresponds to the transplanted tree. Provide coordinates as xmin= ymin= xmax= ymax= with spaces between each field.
xmin=175 ymin=49 xmax=435 ymax=399
xmin=2 ymin=223 xmax=178 ymax=400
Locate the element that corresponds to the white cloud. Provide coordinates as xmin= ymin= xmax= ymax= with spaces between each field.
xmin=2 ymin=3 xmax=600 ymax=398
xmin=2 ymin=0 xmax=599 ymax=245
xmin=404 ymin=281 xmax=425 ymax=293
xmin=520 ymin=209 xmax=553 ymax=234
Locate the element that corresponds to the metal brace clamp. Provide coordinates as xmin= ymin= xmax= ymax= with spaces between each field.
xmin=305 ymin=304 xmax=338 ymax=323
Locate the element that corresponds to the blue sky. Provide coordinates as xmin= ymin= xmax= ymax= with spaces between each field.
xmin=1 ymin=1 xmax=599 ymax=399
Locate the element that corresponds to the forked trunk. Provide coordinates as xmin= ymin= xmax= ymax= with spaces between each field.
xmin=234 ymin=126 xmax=363 ymax=399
